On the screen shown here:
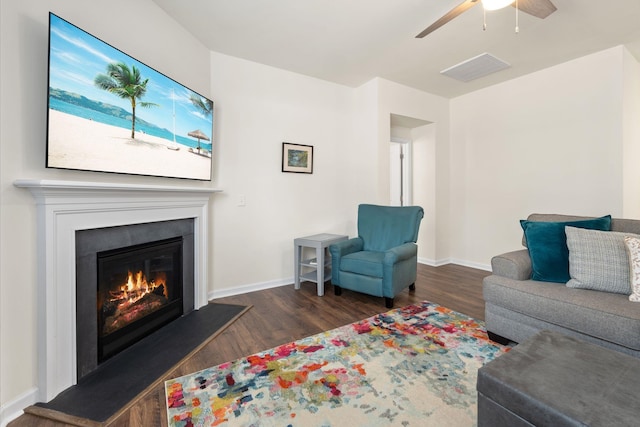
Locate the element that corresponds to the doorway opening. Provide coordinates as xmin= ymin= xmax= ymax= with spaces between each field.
xmin=389 ymin=113 xmax=432 ymax=207
xmin=390 ymin=137 xmax=412 ymax=206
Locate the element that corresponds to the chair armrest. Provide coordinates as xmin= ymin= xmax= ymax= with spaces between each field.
xmin=491 ymin=249 xmax=532 ymax=280
xmin=329 ymin=238 xmax=363 ymax=286
xmin=329 ymin=237 xmax=363 ymax=258
xmin=383 ymin=242 xmax=417 ymax=265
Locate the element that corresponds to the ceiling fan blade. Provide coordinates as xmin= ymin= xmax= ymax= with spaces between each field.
xmin=415 ymin=0 xmax=480 ymax=38
xmin=514 ymin=0 xmax=557 ymax=19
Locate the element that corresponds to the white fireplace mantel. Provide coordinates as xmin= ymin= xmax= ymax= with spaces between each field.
xmin=14 ymin=179 xmax=221 ymax=402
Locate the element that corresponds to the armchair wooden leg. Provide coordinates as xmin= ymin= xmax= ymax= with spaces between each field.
xmin=333 ymin=285 xmax=342 ymax=296
xmin=385 ymin=297 xmax=394 ymax=309
xmin=409 ymin=283 xmax=416 ymax=291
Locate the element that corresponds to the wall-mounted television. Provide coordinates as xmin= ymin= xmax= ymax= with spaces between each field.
xmin=47 ymin=13 xmax=213 ymax=181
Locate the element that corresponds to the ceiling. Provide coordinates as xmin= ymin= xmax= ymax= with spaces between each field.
xmin=152 ymin=0 xmax=640 ymax=98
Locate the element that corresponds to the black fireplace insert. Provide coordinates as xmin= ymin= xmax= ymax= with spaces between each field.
xmin=97 ymin=237 xmax=184 ymax=362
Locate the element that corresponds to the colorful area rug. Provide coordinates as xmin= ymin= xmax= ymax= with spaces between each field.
xmin=165 ymin=301 xmax=509 ymax=426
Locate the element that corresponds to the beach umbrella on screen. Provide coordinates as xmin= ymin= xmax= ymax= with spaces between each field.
xmin=187 ymin=129 xmax=210 ymax=152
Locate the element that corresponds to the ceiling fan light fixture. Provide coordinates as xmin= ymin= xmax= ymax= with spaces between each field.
xmin=481 ymin=0 xmax=513 ymax=11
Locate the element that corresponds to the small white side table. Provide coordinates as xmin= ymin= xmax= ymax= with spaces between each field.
xmin=294 ymin=233 xmax=348 ymax=296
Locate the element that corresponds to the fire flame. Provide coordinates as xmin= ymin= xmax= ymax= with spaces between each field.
xmin=109 ymin=270 xmax=168 ymax=305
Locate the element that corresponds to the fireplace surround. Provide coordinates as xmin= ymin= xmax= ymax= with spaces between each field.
xmin=76 ymin=219 xmax=194 ymax=379
xmin=14 ymin=179 xmax=220 ymax=402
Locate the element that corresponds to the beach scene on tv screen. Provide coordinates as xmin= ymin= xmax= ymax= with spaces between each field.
xmin=47 ymin=14 xmax=213 ymax=181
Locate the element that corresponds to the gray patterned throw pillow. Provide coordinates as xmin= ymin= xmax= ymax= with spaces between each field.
xmin=565 ymin=226 xmax=637 ymax=295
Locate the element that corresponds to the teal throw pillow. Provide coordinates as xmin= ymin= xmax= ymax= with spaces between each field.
xmin=520 ymin=215 xmax=611 ymax=283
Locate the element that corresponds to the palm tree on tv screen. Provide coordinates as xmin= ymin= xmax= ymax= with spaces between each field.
xmin=95 ymin=62 xmax=158 ymax=139
xmin=189 ymin=94 xmax=213 ymax=117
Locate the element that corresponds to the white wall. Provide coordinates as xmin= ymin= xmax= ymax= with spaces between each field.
xmin=622 ymin=47 xmax=640 ymax=218
xmin=449 ymin=46 xmax=638 ymax=268
xmin=411 ymin=123 xmax=438 ymax=263
xmin=207 ymin=51 xmax=358 ymax=296
xmin=0 ymin=0 xmax=213 ymax=420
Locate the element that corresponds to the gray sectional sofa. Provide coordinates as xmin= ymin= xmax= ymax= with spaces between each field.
xmin=483 ymin=213 xmax=640 ymax=357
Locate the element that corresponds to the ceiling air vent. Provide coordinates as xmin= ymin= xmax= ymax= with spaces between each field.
xmin=441 ymin=53 xmax=510 ymax=82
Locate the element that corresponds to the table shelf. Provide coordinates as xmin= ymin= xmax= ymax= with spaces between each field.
xmin=300 ymin=268 xmax=332 ymax=284
xmin=300 ymin=257 xmax=331 ymax=268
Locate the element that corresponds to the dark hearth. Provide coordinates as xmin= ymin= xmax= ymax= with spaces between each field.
xmin=32 ymin=302 xmax=250 ymax=424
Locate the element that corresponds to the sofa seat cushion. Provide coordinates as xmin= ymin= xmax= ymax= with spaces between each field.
xmin=340 ymin=251 xmax=384 ymax=278
xmin=483 ymin=275 xmax=640 ymax=351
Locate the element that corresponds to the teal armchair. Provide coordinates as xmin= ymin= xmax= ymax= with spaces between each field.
xmin=329 ymin=204 xmax=424 ymax=308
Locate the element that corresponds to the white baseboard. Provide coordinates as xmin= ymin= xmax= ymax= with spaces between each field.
xmin=209 ymin=277 xmax=293 ymax=300
xmin=418 ymin=257 xmax=435 ymax=266
xmin=417 ymin=257 xmax=450 ymax=267
xmin=418 ymin=257 xmax=491 ymax=271
xmin=0 ymin=387 xmax=37 ymax=427
xmin=449 ymin=258 xmax=491 ymax=271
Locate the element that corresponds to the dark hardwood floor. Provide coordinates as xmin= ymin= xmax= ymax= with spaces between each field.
xmin=10 ymin=263 xmax=489 ymax=427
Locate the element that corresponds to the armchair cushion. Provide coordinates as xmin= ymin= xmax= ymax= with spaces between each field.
xmin=341 ymin=251 xmax=385 ymax=278
xmin=358 ymin=204 xmax=422 ymax=252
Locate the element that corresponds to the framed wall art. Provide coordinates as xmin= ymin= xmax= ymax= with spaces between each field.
xmin=282 ymin=143 xmax=313 ymax=174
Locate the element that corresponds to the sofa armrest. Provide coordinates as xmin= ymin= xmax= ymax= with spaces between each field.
xmin=491 ymin=249 xmax=532 ymax=280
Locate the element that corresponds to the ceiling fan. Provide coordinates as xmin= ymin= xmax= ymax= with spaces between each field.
xmin=415 ymin=0 xmax=556 ymax=38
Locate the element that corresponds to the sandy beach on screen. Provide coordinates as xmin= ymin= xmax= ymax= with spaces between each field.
xmin=47 ymin=110 xmax=212 ymax=180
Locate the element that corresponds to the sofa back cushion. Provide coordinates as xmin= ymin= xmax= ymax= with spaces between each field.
xmin=611 ymin=218 xmax=640 ymax=235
